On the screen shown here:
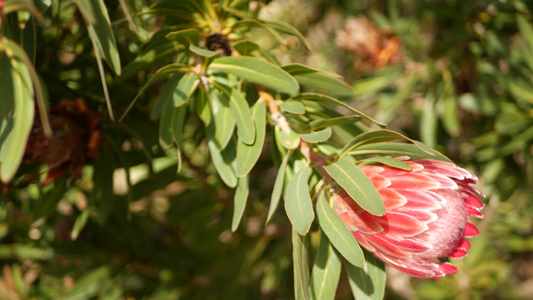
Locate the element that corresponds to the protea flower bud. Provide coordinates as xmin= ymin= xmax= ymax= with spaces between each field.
xmin=333 ymin=157 xmax=484 ymax=279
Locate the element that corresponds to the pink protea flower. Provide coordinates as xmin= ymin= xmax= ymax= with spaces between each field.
xmin=333 ymin=157 xmax=484 ymax=279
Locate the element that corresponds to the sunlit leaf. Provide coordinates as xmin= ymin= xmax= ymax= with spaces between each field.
xmin=310 ymin=231 xmax=342 ymax=300
xmin=282 ymin=64 xmax=353 ymax=96
xmin=166 ymin=28 xmax=200 ymax=46
xmin=236 ymin=99 xmax=266 ymax=177
xmin=210 ymin=56 xmax=299 ymax=95
xmin=266 ymin=149 xmax=292 ymax=224
xmin=316 ymin=192 xmax=364 ymax=267
xmin=292 ymin=228 xmax=311 ymax=300
xmin=231 ymin=175 xmax=249 ymax=231
xmin=285 ymin=167 xmax=314 ymax=235
xmin=208 ymin=138 xmax=237 ymax=188
xmin=279 ymin=100 xmax=305 ymax=114
xmin=324 ymin=157 xmax=385 ymax=216
xmin=229 ymin=88 xmax=255 ymax=145
xmin=359 ymin=156 xmax=412 ymax=170
xmin=300 ymin=127 xmax=332 ymax=143
xmin=345 ymin=251 xmax=386 ymax=300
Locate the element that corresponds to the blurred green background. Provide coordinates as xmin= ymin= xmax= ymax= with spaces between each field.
xmin=1 ymin=0 xmax=533 ymax=299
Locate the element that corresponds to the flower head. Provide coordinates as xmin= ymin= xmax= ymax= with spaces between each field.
xmin=334 ymin=157 xmax=484 ymax=279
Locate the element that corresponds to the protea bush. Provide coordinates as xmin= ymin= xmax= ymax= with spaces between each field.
xmin=0 ymin=1 xmax=489 ymax=299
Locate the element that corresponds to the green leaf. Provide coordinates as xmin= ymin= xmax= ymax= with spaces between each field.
xmin=340 ymin=129 xmax=434 ymax=158
xmin=266 ymin=149 xmax=292 ymax=224
xmin=275 ymin=124 xmax=300 ymax=149
xmin=359 ymin=156 xmax=412 ymax=170
xmin=323 ymin=157 xmax=385 ymax=216
xmin=285 ymin=167 xmax=314 ymax=235
xmin=71 ymin=209 xmax=91 ymax=241
xmin=300 ymin=127 xmax=332 ymax=143
xmin=77 ymin=0 xmax=121 ymax=74
xmin=262 ymin=20 xmax=311 ymax=50
xmin=236 ymin=99 xmax=266 ymax=177
xmin=0 ymin=51 xmax=35 ymax=183
xmin=208 ymin=138 xmax=237 ymax=188
xmin=282 ymin=64 xmax=354 ymax=96
xmin=316 ymin=193 xmax=364 ymax=267
xmin=292 ymin=228 xmax=311 ymax=300
xmin=0 ymin=53 xmax=14 ymax=117
xmin=159 ymin=96 xmax=175 ymax=149
xmin=231 ymin=175 xmax=249 ymax=232
xmin=232 ymin=40 xmax=260 ymax=56
xmin=122 ymin=43 xmax=181 ymax=80
xmin=310 ymin=231 xmax=342 ymax=300
xmin=171 ymin=105 xmax=187 ymax=173
xmin=306 ymin=115 xmax=362 ymax=131
xmin=279 ymin=100 xmax=305 ymax=114
xmin=442 ymin=96 xmax=460 ymax=137
xmin=165 ymin=28 xmax=200 ymax=46
xmin=64 ymin=266 xmax=111 ymax=300
xmin=210 ymin=56 xmax=299 ymax=95
xmin=345 ymin=251 xmax=386 ymax=300
xmin=293 ymin=93 xmax=386 ymax=128
xmin=190 ymin=44 xmax=220 ymax=58
xmin=229 ymin=88 xmax=255 ymax=145
xmin=207 ymin=85 xmax=235 ymax=149
xmin=173 ymin=72 xmax=198 ymax=107
xmin=507 ymin=79 xmax=533 ymax=105
xmin=421 ymin=96 xmax=437 ymax=148
xmin=350 ymin=142 xmax=451 ymax=162
xmin=92 ymin=142 xmax=115 ymax=223
xmin=518 ymin=14 xmax=533 ymax=53
xmin=151 ymin=73 xmax=180 ymax=119
xmin=32 ymin=177 xmax=68 ymax=220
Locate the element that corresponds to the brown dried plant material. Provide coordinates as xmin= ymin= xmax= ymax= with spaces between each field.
xmin=336 ymin=16 xmax=402 ymax=68
xmin=23 ymin=98 xmax=103 ymax=185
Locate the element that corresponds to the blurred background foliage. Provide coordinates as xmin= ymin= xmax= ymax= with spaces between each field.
xmin=1 ymin=0 xmax=533 ymax=299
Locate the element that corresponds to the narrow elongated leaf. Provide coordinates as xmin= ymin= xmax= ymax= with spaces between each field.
xmin=173 ymin=72 xmax=198 ymax=107
xmin=0 ymin=53 xmax=34 ymax=182
xmin=210 ymin=56 xmax=299 ymax=95
xmin=421 ymin=96 xmax=437 ymax=148
xmin=518 ymin=15 xmax=533 ymax=53
xmin=159 ymin=96 xmax=175 ymax=149
xmin=71 ymin=209 xmax=91 ymax=241
xmin=351 ymin=142 xmax=451 ymax=162
xmin=282 ymin=64 xmax=353 ymax=96
xmin=340 ymin=129 xmax=434 ymax=158
xmin=285 ymin=167 xmax=314 ymax=235
xmin=310 ymin=231 xmax=342 ymax=300
xmin=292 ymin=93 xmax=386 ymax=127
xmin=33 ymin=177 xmax=68 ymax=220
xmin=231 ymin=175 xmax=249 ymax=232
xmin=208 ymin=138 xmax=237 ymax=188
xmin=77 ymin=0 xmax=121 ymax=74
xmin=300 ymin=127 xmax=332 ymax=143
xmin=266 ymin=149 xmax=292 ymax=224
xmin=316 ymin=193 xmax=364 ymax=267
xmin=229 ymin=88 xmax=255 ymax=144
xmin=151 ymin=73 xmax=180 ymax=119
xmin=208 ymin=86 xmax=235 ymax=149
xmin=171 ymin=104 xmax=187 ymax=173
xmin=345 ymin=251 xmax=386 ymax=300
xmin=442 ymin=96 xmax=460 ymax=136
xmin=121 ymin=43 xmax=181 ymax=80
xmin=306 ymin=115 xmax=362 ymax=131
xmin=324 ymin=157 xmax=385 ymax=216
xmin=166 ymin=28 xmax=200 ymax=46
xmin=359 ymin=156 xmax=412 ymax=170
xmin=190 ymin=44 xmax=220 ymax=58
xmin=0 ymin=53 xmax=14 ymax=117
xmin=262 ymin=20 xmax=311 ymax=50
xmin=292 ymin=229 xmax=311 ymax=300
xmin=236 ymin=99 xmax=266 ymax=177
xmin=279 ymin=100 xmax=305 ymax=114
xmin=233 ymin=40 xmax=260 ymax=56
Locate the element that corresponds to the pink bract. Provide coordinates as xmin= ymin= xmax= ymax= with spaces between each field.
xmin=334 ymin=157 xmax=484 ymax=279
